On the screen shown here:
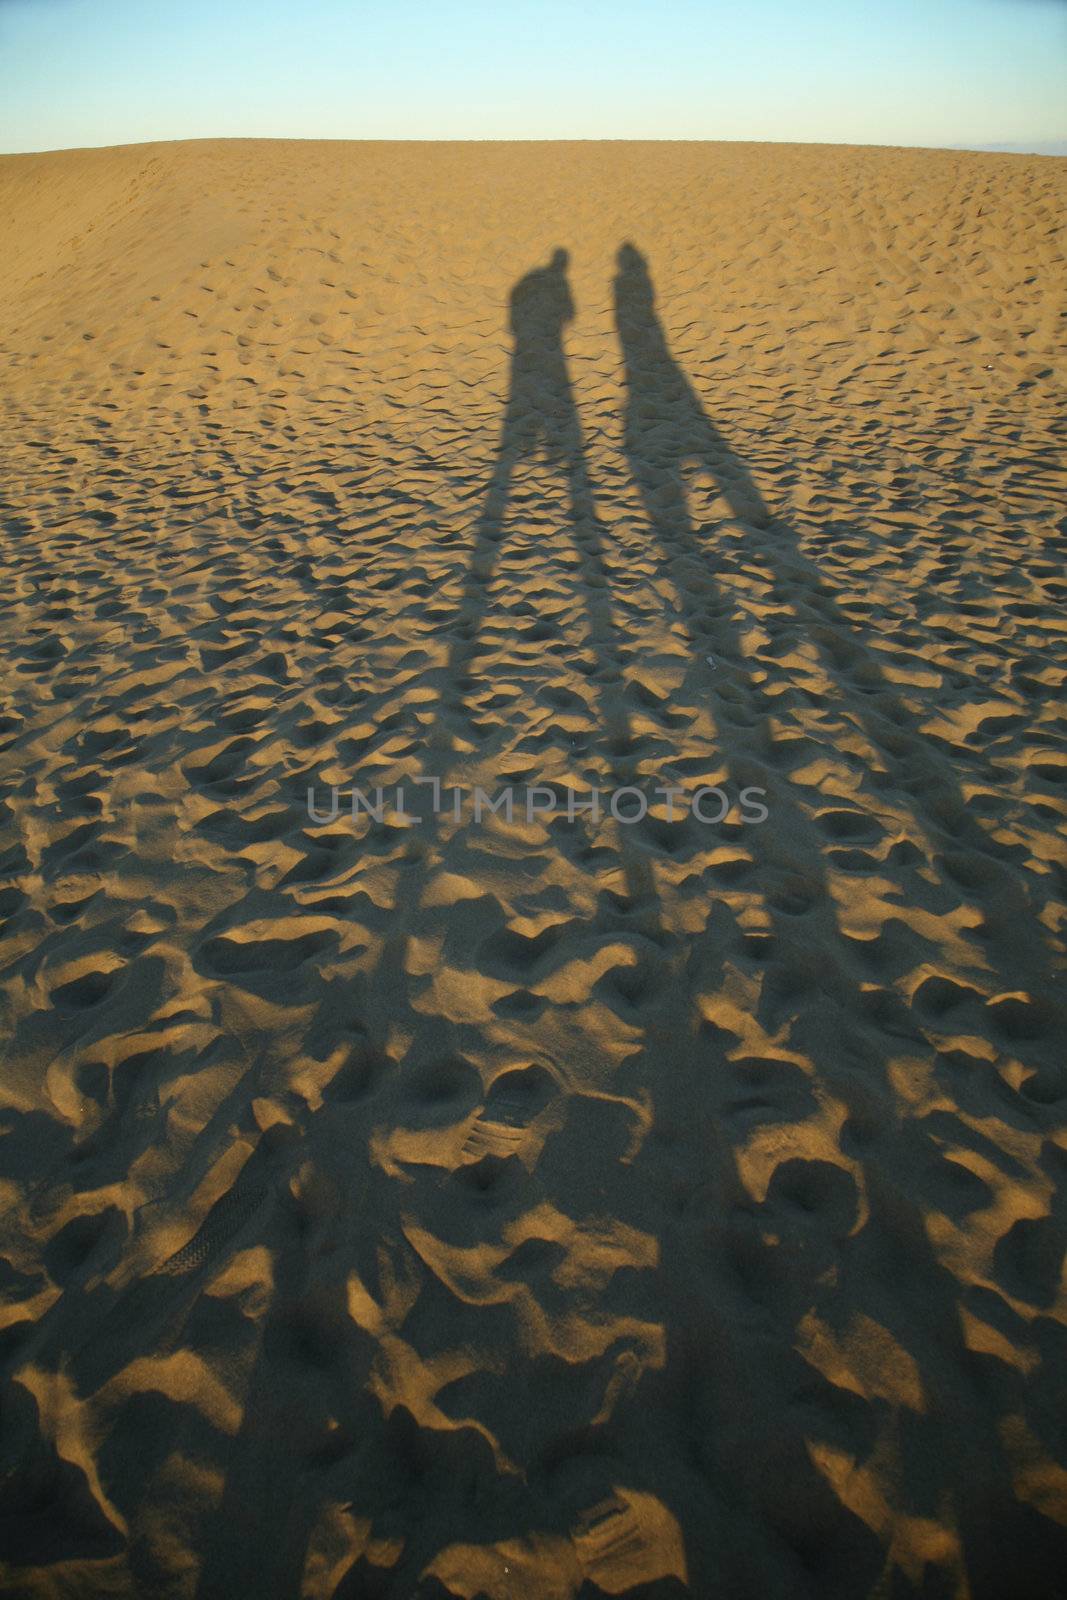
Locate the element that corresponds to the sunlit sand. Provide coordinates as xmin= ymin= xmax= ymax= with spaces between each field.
xmin=0 ymin=138 xmax=1065 ymax=1597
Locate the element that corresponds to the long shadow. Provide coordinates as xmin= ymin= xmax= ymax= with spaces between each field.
xmin=183 ymin=249 xmax=672 ymax=1598
xmin=612 ymin=239 xmax=1059 ymax=998
xmin=451 ymin=250 xmax=636 ymax=748
xmin=374 ymin=247 xmax=658 ymax=993
xmin=434 ymin=247 xmax=597 ymax=725
xmin=183 ymin=249 xmax=844 ymax=1598
xmin=323 ymin=248 xmax=899 ymax=1593
xmin=607 ymin=241 xmax=1067 ymax=1598
xmin=9 ymin=250 xmax=1064 ymax=1600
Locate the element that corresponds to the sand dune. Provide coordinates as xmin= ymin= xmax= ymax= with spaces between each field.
xmin=0 ymin=139 xmax=1065 ymax=1598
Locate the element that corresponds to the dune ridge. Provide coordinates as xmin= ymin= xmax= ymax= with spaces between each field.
xmin=0 ymin=139 xmax=1065 ymax=1598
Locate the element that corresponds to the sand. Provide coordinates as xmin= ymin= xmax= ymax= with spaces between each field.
xmin=0 ymin=138 xmax=1065 ymax=1599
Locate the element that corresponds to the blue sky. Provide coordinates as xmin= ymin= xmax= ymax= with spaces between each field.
xmin=0 ymin=0 xmax=1063 ymax=154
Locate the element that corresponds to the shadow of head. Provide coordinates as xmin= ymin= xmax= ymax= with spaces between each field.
xmin=509 ymin=247 xmax=574 ymax=344
xmin=615 ymin=239 xmax=655 ymax=312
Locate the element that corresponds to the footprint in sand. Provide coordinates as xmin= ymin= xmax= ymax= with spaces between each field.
xmin=460 ymin=1063 xmax=561 ymax=1169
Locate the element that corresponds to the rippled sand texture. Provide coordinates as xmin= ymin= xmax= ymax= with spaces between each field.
xmin=1 ymin=140 xmax=1066 ymax=1599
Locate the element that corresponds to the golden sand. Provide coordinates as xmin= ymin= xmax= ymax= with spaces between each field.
xmin=0 ymin=139 xmax=1065 ymax=1597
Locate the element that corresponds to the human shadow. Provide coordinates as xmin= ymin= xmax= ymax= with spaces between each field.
xmin=605 ymin=240 xmax=1067 ymax=1599
xmin=377 ymin=247 xmax=657 ymax=989
xmin=6 ymin=249 xmax=1064 ymax=1600
xmin=313 ymin=247 xmax=897 ymax=1595
xmin=611 ymin=240 xmax=1059 ymax=997
xmin=438 ymin=247 xmax=631 ymax=756
xmin=15 ymin=251 xmax=660 ymax=1600
xmin=499 ymin=247 xmax=582 ymax=463
xmin=439 ymin=248 xmax=588 ymax=705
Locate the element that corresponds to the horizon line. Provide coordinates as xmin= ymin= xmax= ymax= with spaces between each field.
xmin=3 ymin=134 xmax=1065 ymax=160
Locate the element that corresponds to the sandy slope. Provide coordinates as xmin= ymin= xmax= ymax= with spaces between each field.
xmin=0 ymin=138 xmax=1065 ymax=1599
